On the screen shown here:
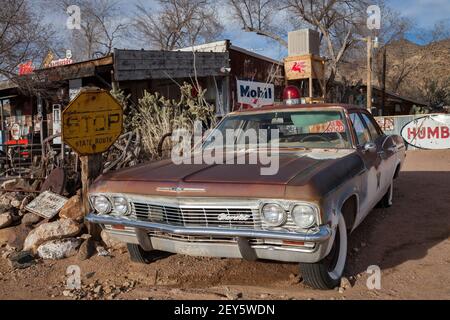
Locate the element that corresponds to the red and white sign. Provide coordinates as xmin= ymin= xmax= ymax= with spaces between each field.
xmin=18 ymin=61 xmax=34 ymax=75
xmin=49 ymin=58 xmax=73 ymax=68
xmin=310 ymin=120 xmax=345 ymax=133
xmin=237 ymin=80 xmax=274 ymax=108
xmin=401 ymin=115 xmax=450 ymax=149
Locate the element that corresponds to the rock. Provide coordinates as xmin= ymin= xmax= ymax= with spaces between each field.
xmin=20 ymin=195 xmax=34 ymax=211
xmin=23 ymin=219 xmax=82 ymax=252
xmin=11 ymin=199 xmax=21 ymax=208
xmin=100 ymin=230 xmax=126 ymax=251
xmin=93 ymin=285 xmax=102 ymax=294
xmin=338 ymin=287 xmax=345 ymax=294
xmin=0 ymin=212 xmax=13 ymax=229
xmin=77 ymin=238 xmax=96 ymax=261
xmin=59 ymin=194 xmax=84 ymax=222
xmin=0 ymin=196 xmax=11 ymax=208
xmin=0 ymin=227 xmax=15 ymax=246
xmin=37 ymin=238 xmax=82 ymax=260
xmin=340 ymin=277 xmax=352 ymax=290
xmin=7 ymin=251 xmax=35 ymax=269
xmin=21 ymin=213 xmax=42 ymax=226
xmin=62 ymin=290 xmax=72 ymax=297
xmin=96 ymin=246 xmax=111 ymax=257
xmin=1 ymin=179 xmax=31 ymax=191
xmin=0 ymin=224 xmax=31 ymax=251
xmin=288 ymin=273 xmax=301 ymax=285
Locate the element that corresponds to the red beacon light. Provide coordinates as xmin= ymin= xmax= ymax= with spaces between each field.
xmin=283 ymin=85 xmax=301 ymax=105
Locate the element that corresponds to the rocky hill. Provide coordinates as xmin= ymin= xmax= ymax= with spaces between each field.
xmin=339 ymin=38 xmax=450 ymax=104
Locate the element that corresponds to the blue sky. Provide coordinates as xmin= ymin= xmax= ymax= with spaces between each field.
xmin=45 ymin=0 xmax=450 ymax=61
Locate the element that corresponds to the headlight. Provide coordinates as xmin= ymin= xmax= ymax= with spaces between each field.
xmin=261 ymin=203 xmax=287 ymax=227
xmin=291 ymin=205 xmax=317 ymax=229
xmin=93 ymin=195 xmax=112 ymax=214
xmin=113 ymin=197 xmax=129 ymax=215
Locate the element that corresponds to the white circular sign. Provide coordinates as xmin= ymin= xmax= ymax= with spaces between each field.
xmin=400 ymin=115 xmax=450 ymax=149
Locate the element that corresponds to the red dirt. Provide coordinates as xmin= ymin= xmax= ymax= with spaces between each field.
xmin=0 ymin=150 xmax=449 ymax=300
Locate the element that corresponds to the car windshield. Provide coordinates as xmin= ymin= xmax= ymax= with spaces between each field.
xmin=203 ymin=109 xmax=352 ymax=150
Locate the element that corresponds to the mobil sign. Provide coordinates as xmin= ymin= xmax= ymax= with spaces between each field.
xmin=237 ymin=80 xmax=274 ymax=108
xmin=401 ymin=114 xmax=450 ymax=149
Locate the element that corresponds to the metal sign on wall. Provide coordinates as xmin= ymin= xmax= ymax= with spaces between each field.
xmin=62 ymin=89 xmax=123 ymax=155
xmin=237 ymin=80 xmax=274 ymax=108
xmin=284 ymin=55 xmax=325 ymax=80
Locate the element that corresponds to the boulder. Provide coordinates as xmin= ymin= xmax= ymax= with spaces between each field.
xmin=0 ymin=196 xmax=11 ymax=208
xmin=0 ymin=224 xmax=32 ymax=250
xmin=23 ymin=219 xmax=82 ymax=252
xmin=22 ymin=212 xmax=43 ymax=226
xmin=100 ymin=230 xmax=126 ymax=251
xmin=77 ymin=237 xmax=96 ymax=261
xmin=37 ymin=238 xmax=82 ymax=260
xmin=0 ymin=212 xmax=13 ymax=229
xmin=59 ymin=194 xmax=84 ymax=222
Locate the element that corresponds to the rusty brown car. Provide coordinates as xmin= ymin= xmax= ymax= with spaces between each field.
xmin=87 ymin=104 xmax=406 ymax=289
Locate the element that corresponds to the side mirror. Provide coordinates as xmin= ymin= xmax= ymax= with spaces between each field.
xmin=363 ymin=142 xmax=377 ymax=153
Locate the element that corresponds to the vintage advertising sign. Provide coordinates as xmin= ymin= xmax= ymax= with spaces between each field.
xmin=376 ymin=117 xmax=395 ymax=132
xmin=25 ymin=191 xmax=68 ymax=219
xmin=284 ymin=55 xmax=324 ymax=80
xmin=18 ymin=61 xmax=34 ymax=75
xmin=62 ymin=89 xmax=123 ymax=155
xmin=237 ymin=80 xmax=274 ymax=108
xmin=400 ymin=114 xmax=450 ymax=149
xmin=310 ymin=120 xmax=345 ymax=133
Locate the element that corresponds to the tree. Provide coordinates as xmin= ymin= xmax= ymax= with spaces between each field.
xmin=228 ymin=0 xmax=369 ymax=88
xmin=133 ymin=0 xmax=223 ymax=50
xmin=0 ymin=0 xmax=53 ymax=79
xmin=228 ymin=0 xmax=287 ymax=47
xmin=54 ymin=0 xmax=128 ymax=60
xmin=421 ymin=77 xmax=450 ymax=109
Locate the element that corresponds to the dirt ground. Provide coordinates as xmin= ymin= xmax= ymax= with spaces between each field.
xmin=0 ymin=150 xmax=449 ymax=300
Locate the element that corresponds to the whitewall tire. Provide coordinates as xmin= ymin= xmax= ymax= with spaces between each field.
xmin=299 ymin=215 xmax=348 ymax=289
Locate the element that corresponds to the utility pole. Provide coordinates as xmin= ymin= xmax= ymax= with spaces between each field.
xmin=381 ymin=47 xmax=387 ymax=116
xmin=367 ymin=36 xmax=373 ymax=112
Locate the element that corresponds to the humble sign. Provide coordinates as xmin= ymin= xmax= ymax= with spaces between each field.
xmin=237 ymin=80 xmax=274 ymax=108
xmin=401 ymin=114 xmax=450 ymax=149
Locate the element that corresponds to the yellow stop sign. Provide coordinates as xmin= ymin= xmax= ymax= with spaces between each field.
xmin=62 ymin=89 xmax=123 ymax=155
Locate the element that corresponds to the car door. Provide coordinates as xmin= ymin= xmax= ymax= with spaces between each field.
xmin=359 ymin=112 xmax=397 ymax=192
xmin=348 ymin=112 xmax=383 ymax=221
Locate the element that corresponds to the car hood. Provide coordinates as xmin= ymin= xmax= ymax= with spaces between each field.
xmin=91 ymin=149 xmax=362 ymax=201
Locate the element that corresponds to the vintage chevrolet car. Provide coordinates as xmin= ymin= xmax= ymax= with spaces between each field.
xmin=86 ymin=104 xmax=406 ymax=289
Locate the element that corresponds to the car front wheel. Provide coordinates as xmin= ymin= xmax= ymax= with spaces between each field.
xmin=299 ymin=215 xmax=348 ymax=289
xmin=127 ymin=244 xmax=153 ymax=264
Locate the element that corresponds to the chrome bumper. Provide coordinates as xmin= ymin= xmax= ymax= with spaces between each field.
xmin=86 ymin=213 xmax=332 ymax=242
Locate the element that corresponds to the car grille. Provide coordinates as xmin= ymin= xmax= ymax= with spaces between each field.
xmin=131 ymin=202 xmax=261 ymax=229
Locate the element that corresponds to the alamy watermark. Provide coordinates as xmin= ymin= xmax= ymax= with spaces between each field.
xmin=366 ymin=265 xmax=382 ymax=290
xmin=171 ymin=121 xmax=280 ymax=176
xmin=66 ymin=265 xmax=81 ymax=290
xmin=367 ymin=5 xmax=381 ymax=30
xmin=66 ymin=5 xmax=81 ymax=30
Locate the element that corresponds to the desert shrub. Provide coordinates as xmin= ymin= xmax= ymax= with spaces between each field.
xmin=111 ymin=83 xmax=216 ymax=161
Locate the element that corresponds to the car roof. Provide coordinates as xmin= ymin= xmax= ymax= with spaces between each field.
xmin=230 ymin=103 xmax=367 ymax=115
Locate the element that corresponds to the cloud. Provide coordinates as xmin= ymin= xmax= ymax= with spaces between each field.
xmin=389 ymin=0 xmax=450 ymax=29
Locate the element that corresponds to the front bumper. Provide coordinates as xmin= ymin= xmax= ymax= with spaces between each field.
xmin=86 ymin=213 xmax=333 ymax=263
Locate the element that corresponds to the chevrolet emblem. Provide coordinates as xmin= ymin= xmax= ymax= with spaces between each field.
xmin=156 ymin=187 xmax=206 ymax=193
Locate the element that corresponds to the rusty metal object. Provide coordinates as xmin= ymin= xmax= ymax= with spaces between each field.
xmin=40 ymin=167 xmax=66 ymax=194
